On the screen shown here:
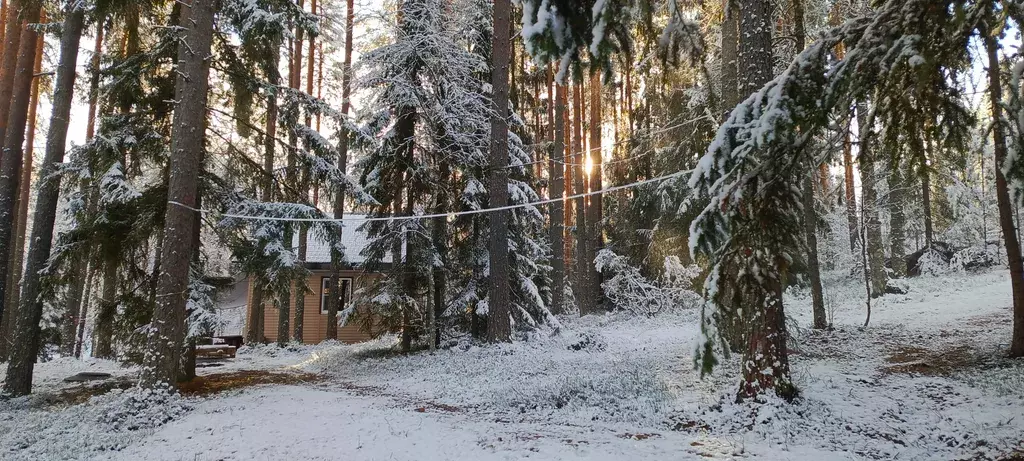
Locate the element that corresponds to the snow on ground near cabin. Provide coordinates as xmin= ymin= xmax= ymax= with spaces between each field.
xmin=1 ymin=269 xmax=1023 ymax=460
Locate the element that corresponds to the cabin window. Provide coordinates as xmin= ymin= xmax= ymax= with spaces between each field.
xmin=320 ymin=276 xmax=353 ymax=314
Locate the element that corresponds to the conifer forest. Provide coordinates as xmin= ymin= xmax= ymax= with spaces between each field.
xmin=0 ymin=0 xmax=1023 ymax=459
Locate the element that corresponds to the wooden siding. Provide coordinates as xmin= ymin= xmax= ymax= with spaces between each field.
xmin=246 ymin=270 xmax=382 ymax=344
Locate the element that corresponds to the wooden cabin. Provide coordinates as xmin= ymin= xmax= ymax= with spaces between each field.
xmin=244 ymin=215 xmax=390 ymax=344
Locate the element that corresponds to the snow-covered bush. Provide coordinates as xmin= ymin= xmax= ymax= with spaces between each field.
xmin=949 ymin=244 xmax=1001 ymax=272
xmin=596 ymin=250 xmax=701 ymax=316
xmin=98 ymin=386 xmax=191 ymax=432
xmin=509 ymin=363 xmax=670 ymax=423
xmin=595 ymin=249 xmax=666 ymax=316
xmin=916 ymin=249 xmax=954 ymax=276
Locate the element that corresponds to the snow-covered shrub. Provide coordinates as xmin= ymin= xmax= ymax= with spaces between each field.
xmin=949 ymin=245 xmax=1000 ymax=272
xmin=510 ymin=363 xmax=670 ymax=422
xmin=565 ymin=330 xmax=607 ymax=352
xmin=595 ymin=249 xmax=666 ymax=316
xmin=662 ymin=256 xmax=702 ymax=308
xmin=596 ymin=250 xmax=701 ymax=316
xmin=916 ymin=249 xmax=954 ymax=276
xmin=98 ymin=386 xmax=191 ymax=432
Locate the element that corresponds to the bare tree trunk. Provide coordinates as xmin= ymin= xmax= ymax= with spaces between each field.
xmin=93 ymin=256 xmax=117 ymax=358
xmin=49 ymin=7 xmax=87 ymax=359
xmin=326 ymin=0 xmax=354 ymax=341
xmin=843 ymin=128 xmax=858 ymax=253
xmin=73 ymin=263 xmax=94 ymax=358
xmin=857 ymin=102 xmax=886 ymax=296
xmin=486 ymin=0 xmax=511 ymax=342
xmin=888 ymin=158 xmax=908 ymax=277
xmin=571 ymin=81 xmax=588 ymax=314
xmin=587 ymin=71 xmax=603 ymax=310
xmin=246 ymin=285 xmax=265 ymax=344
xmin=0 ymin=2 xmax=40 ymax=332
xmin=5 ymin=13 xmax=42 ymax=334
xmin=720 ymin=0 xmax=738 ymax=117
xmin=0 ymin=9 xmax=40 ymax=359
xmin=791 ymin=0 xmax=824 ymax=328
xmin=84 ymin=21 xmax=103 ymax=139
xmin=549 ymin=77 xmax=565 ymax=315
xmin=2 ymin=5 xmax=82 ymax=396
xmin=984 ymin=35 xmax=1024 ymax=357
xmin=139 ymin=0 xmax=216 ymax=389
xmin=919 ymin=150 xmax=934 ymax=248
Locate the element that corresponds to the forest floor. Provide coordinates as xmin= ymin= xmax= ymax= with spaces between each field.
xmin=1 ymin=268 xmax=1023 ymax=460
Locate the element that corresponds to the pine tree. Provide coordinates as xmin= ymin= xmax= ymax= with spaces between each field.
xmin=3 ymin=0 xmax=86 ymax=396
xmin=0 ymin=0 xmax=41 ymax=337
xmin=139 ymin=0 xmax=218 ymax=390
xmin=486 ymin=0 xmax=512 ymax=342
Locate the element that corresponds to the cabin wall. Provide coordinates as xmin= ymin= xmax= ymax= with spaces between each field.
xmin=246 ymin=270 xmax=382 ymax=344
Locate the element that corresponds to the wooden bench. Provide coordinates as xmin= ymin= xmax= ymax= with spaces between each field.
xmin=196 ymin=345 xmax=237 ymax=359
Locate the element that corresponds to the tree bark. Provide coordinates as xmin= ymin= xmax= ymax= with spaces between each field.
xmin=720 ymin=0 xmax=738 ymax=118
xmin=857 ymin=102 xmax=886 ymax=296
xmin=5 ymin=11 xmax=42 ymax=335
xmin=51 ymin=8 xmax=87 ymax=359
xmin=326 ymin=0 xmax=354 ymax=341
xmin=3 ymin=5 xmax=82 ymax=396
xmin=919 ymin=151 xmax=934 ymax=248
xmin=587 ymin=71 xmax=602 ymax=310
xmin=571 ymin=81 xmax=588 ymax=314
xmin=548 ymin=78 xmax=565 ymax=315
xmin=792 ymin=0 xmax=824 ymax=327
xmin=486 ymin=0 xmax=511 ymax=342
xmin=0 ymin=2 xmax=39 ymax=331
xmin=888 ymin=158 xmax=908 ymax=277
xmin=92 ymin=255 xmax=117 ymax=358
xmin=984 ymin=35 xmax=1024 ymax=357
xmin=139 ymin=0 xmax=216 ymax=390
xmin=736 ymin=0 xmax=795 ymax=402
xmin=843 ymin=128 xmax=858 ymax=253
xmin=85 ymin=20 xmax=103 ymax=140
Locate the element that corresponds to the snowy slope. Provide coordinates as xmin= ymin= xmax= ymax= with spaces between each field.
xmin=0 ymin=269 xmax=1021 ymax=460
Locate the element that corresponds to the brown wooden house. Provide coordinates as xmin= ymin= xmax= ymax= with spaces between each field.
xmin=244 ymin=215 xmax=391 ymax=344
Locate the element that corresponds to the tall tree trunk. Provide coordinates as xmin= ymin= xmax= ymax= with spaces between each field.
xmin=3 ymin=5 xmax=82 ymax=396
xmin=858 ymin=102 xmax=886 ymax=296
xmin=248 ymin=36 xmax=281 ymax=345
xmin=919 ymin=150 xmax=934 ymax=247
xmin=139 ymin=0 xmax=216 ymax=389
xmin=486 ymin=0 xmax=512 ymax=342
xmin=73 ymin=263 xmax=95 ymax=358
xmin=326 ymin=0 xmax=354 ymax=341
xmin=720 ymin=0 xmax=738 ymax=118
xmin=93 ymin=256 xmax=117 ymax=358
xmin=0 ymin=2 xmax=40 ymax=331
xmin=0 ymin=9 xmax=39 ymax=359
xmin=85 ymin=20 xmax=103 ymax=139
xmin=843 ymin=127 xmax=858 ymax=252
xmin=587 ymin=70 xmax=602 ymax=310
xmin=549 ymin=79 xmax=565 ymax=315
xmin=888 ymin=158 xmax=907 ymax=277
xmin=736 ymin=0 xmax=795 ymax=402
xmin=5 ymin=12 xmax=42 ymax=335
xmin=0 ymin=0 xmax=25 ymax=148
xmin=793 ymin=0 xmax=824 ymax=328
xmin=571 ymin=81 xmax=588 ymax=314
xmin=562 ymin=84 xmax=573 ymax=286
xmin=984 ymin=35 xmax=1024 ymax=357
xmin=48 ymin=9 xmax=86 ymax=357
xmin=63 ymin=23 xmax=104 ymax=354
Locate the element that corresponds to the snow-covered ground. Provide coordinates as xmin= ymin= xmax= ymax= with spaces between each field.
xmin=1 ymin=269 xmax=1022 ymax=460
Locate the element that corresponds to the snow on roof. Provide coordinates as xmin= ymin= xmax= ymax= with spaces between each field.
xmin=292 ymin=214 xmax=391 ymax=265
